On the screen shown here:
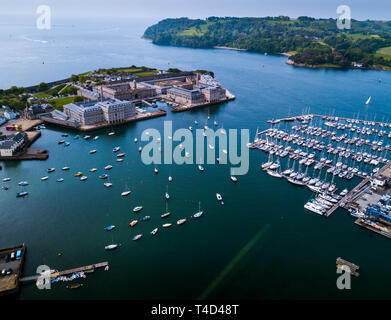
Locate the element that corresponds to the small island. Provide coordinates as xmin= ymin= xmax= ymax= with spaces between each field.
xmin=143 ymin=16 xmax=391 ymax=71
xmin=0 ymin=65 xmax=234 ymax=160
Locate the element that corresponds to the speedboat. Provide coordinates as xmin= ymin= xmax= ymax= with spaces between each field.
xmin=116 ymin=159 xmax=124 ymax=162
xmin=80 ymin=176 xmax=87 ymax=181
xmin=162 ymin=223 xmax=172 ymax=228
xmin=16 ymin=191 xmax=28 ymax=198
xmin=2 ymin=178 xmax=11 ymax=182
xmin=105 ymin=225 xmax=115 ymax=231
xmin=47 ymin=168 xmax=55 ymax=173
xmin=104 ymin=244 xmax=118 ymax=251
xmin=90 ymin=149 xmax=97 ymax=154
xmin=168 ymin=176 xmax=173 ymax=182
xmin=198 ymin=165 xmax=204 ymax=171
xmin=117 ymin=153 xmax=126 ymax=158
xmin=177 ymin=218 xmax=187 ymax=225
xmin=104 ymin=182 xmax=113 ymax=187
xmin=132 ymin=234 xmax=142 ymax=241
xmin=74 ymin=172 xmax=83 ymax=177
xmin=133 ymin=206 xmax=143 ymax=212
xmin=154 ymin=168 xmax=158 ymax=174
xmin=216 ymin=193 xmax=223 ymax=201
xmin=57 ymin=178 xmax=64 ymax=182
xmin=129 ymin=220 xmax=138 ymax=227
xmin=161 ymin=212 xmax=170 ymax=218
xmin=90 ymin=168 xmax=97 ymax=172
xmin=104 ymin=165 xmax=113 ymax=170
xmin=230 ymin=176 xmax=237 ymax=183
xmin=121 ymin=191 xmax=131 ymax=196
xmin=113 ymin=147 xmax=120 ymax=152
xmin=99 ymin=174 xmax=109 ymax=179
xmin=41 ymin=176 xmax=49 ymax=181
xmin=150 ymin=228 xmax=158 ymax=235
xmin=18 ymin=181 xmax=29 ymax=186
xmin=62 ymin=166 xmax=70 ymax=171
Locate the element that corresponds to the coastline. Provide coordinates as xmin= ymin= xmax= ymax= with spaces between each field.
xmin=213 ymin=46 xmax=247 ymax=51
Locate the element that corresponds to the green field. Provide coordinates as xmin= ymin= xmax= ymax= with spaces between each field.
xmin=48 ymin=96 xmax=82 ymax=111
xmin=135 ymin=71 xmax=159 ymax=77
xmin=376 ymin=46 xmax=391 ymax=61
xmin=179 ymin=21 xmax=214 ymax=36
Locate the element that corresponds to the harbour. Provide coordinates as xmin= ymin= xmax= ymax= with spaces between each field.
xmin=254 ymin=113 xmax=391 ymax=238
xmin=2 ymin=16 xmax=391 ymax=299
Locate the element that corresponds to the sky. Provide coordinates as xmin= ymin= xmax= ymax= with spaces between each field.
xmin=0 ymin=0 xmax=390 ymax=21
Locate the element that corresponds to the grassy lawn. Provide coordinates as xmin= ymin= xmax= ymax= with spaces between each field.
xmin=34 ymin=93 xmax=52 ymax=99
xmin=135 ymin=71 xmax=159 ymax=77
xmin=180 ymin=21 xmax=214 ymax=36
xmin=348 ymin=33 xmax=381 ymax=40
xmin=376 ymin=46 xmax=391 ymax=61
xmin=48 ymin=96 xmax=80 ymax=111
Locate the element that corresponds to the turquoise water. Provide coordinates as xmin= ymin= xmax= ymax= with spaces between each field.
xmin=1 ymin=17 xmax=391 ymax=299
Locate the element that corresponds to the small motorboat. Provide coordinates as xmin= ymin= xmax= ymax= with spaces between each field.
xmin=61 ymin=133 xmax=68 ymax=137
xmin=138 ymin=146 xmax=142 ymax=152
xmin=90 ymin=149 xmax=97 ymax=154
xmin=150 ymin=228 xmax=158 ymax=235
xmin=168 ymin=176 xmax=173 ymax=182
xmin=129 ymin=220 xmax=138 ymax=227
xmin=230 ymin=176 xmax=237 ymax=183
xmin=47 ymin=168 xmax=55 ymax=173
xmin=154 ymin=168 xmax=158 ymax=174
xmin=99 ymin=174 xmax=109 ymax=179
xmin=134 ymin=138 xmax=138 ymax=143
xmin=105 ymin=225 xmax=115 ymax=231
xmin=80 ymin=176 xmax=88 ymax=181
xmin=132 ymin=234 xmax=142 ymax=241
xmin=104 ymin=244 xmax=118 ymax=251
xmin=161 ymin=212 xmax=170 ymax=218
xmin=83 ymin=135 xmax=91 ymax=140
xmin=64 ymin=142 xmax=70 ymax=146
xmin=117 ymin=153 xmax=126 ymax=158
xmin=103 ymin=182 xmax=113 ymax=187
xmin=133 ymin=206 xmax=143 ymax=212
xmin=41 ymin=176 xmax=49 ymax=181
xmin=57 ymin=178 xmax=64 ymax=182
xmin=62 ymin=166 xmax=70 ymax=171
xmin=121 ymin=191 xmax=131 ymax=196
xmin=177 ymin=218 xmax=187 ymax=225
xmin=116 ymin=159 xmax=124 ymax=162
xmin=198 ymin=165 xmax=204 ymax=171
xmin=16 ymin=191 xmax=28 ymax=197
xmin=142 ymin=216 xmax=151 ymax=221
xmin=74 ymin=172 xmax=83 ymax=177
xmin=18 ymin=181 xmax=29 ymax=186
xmin=108 ymin=132 xmax=115 ymax=136
xmin=2 ymin=178 xmax=11 ymax=182
xmin=216 ymin=193 xmax=223 ymax=201
xmin=162 ymin=223 xmax=172 ymax=228
xmin=165 ymin=192 xmax=170 ymax=200
xmin=112 ymin=147 xmax=120 ymax=152
xmin=89 ymin=168 xmax=97 ymax=172
xmin=104 ymin=165 xmax=113 ymax=170
xmin=93 ymin=136 xmax=99 ymax=140
xmin=66 ymin=284 xmax=83 ymax=290
xmin=58 ymin=140 xmax=65 ymax=144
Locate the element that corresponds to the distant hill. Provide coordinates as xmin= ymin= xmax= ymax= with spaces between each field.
xmin=143 ymin=16 xmax=391 ymax=70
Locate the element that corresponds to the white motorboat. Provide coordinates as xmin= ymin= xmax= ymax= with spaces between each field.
xmin=41 ymin=176 xmax=49 ymax=181
xmin=198 ymin=165 xmax=204 ymax=171
xmin=230 ymin=176 xmax=237 ymax=183
xmin=104 ymin=182 xmax=113 ymax=187
xmin=133 ymin=206 xmax=143 ymax=212
xmin=121 ymin=191 xmax=131 ymax=196
xmin=105 ymin=244 xmax=118 ymax=251
xmin=267 ymin=169 xmax=282 ymax=178
xmin=150 ymin=228 xmax=158 ymax=235
xmin=104 ymin=165 xmax=113 ymax=170
xmin=80 ymin=176 xmax=87 ymax=181
xmin=216 ymin=193 xmax=223 ymax=201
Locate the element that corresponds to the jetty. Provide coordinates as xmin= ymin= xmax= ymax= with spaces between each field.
xmin=336 ymin=257 xmax=360 ymax=277
xmin=0 ymin=244 xmax=26 ymax=296
xmin=19 ymin=261 xmax=109 ymax=283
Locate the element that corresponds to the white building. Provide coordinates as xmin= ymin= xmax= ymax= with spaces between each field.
xmin=0 ymin=132 xmax=27 ymax=157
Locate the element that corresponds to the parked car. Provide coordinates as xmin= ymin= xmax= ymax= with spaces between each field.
xmin=6 ymin=269 xmax=12 ymax=275
xmin=1 ymin=269 xmax=6 ymax=276
xmin=10 ymin=252 xmax=15 ymax=260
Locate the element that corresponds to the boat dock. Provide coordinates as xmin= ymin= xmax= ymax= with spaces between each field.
xmin=19 ymin=261 xmax=109 ymax=283
xmin=336 ymin=257 xmax=360 ymax=277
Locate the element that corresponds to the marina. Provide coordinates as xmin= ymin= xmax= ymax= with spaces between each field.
xmin=254 ymin=114 xmax=391 ymax=238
